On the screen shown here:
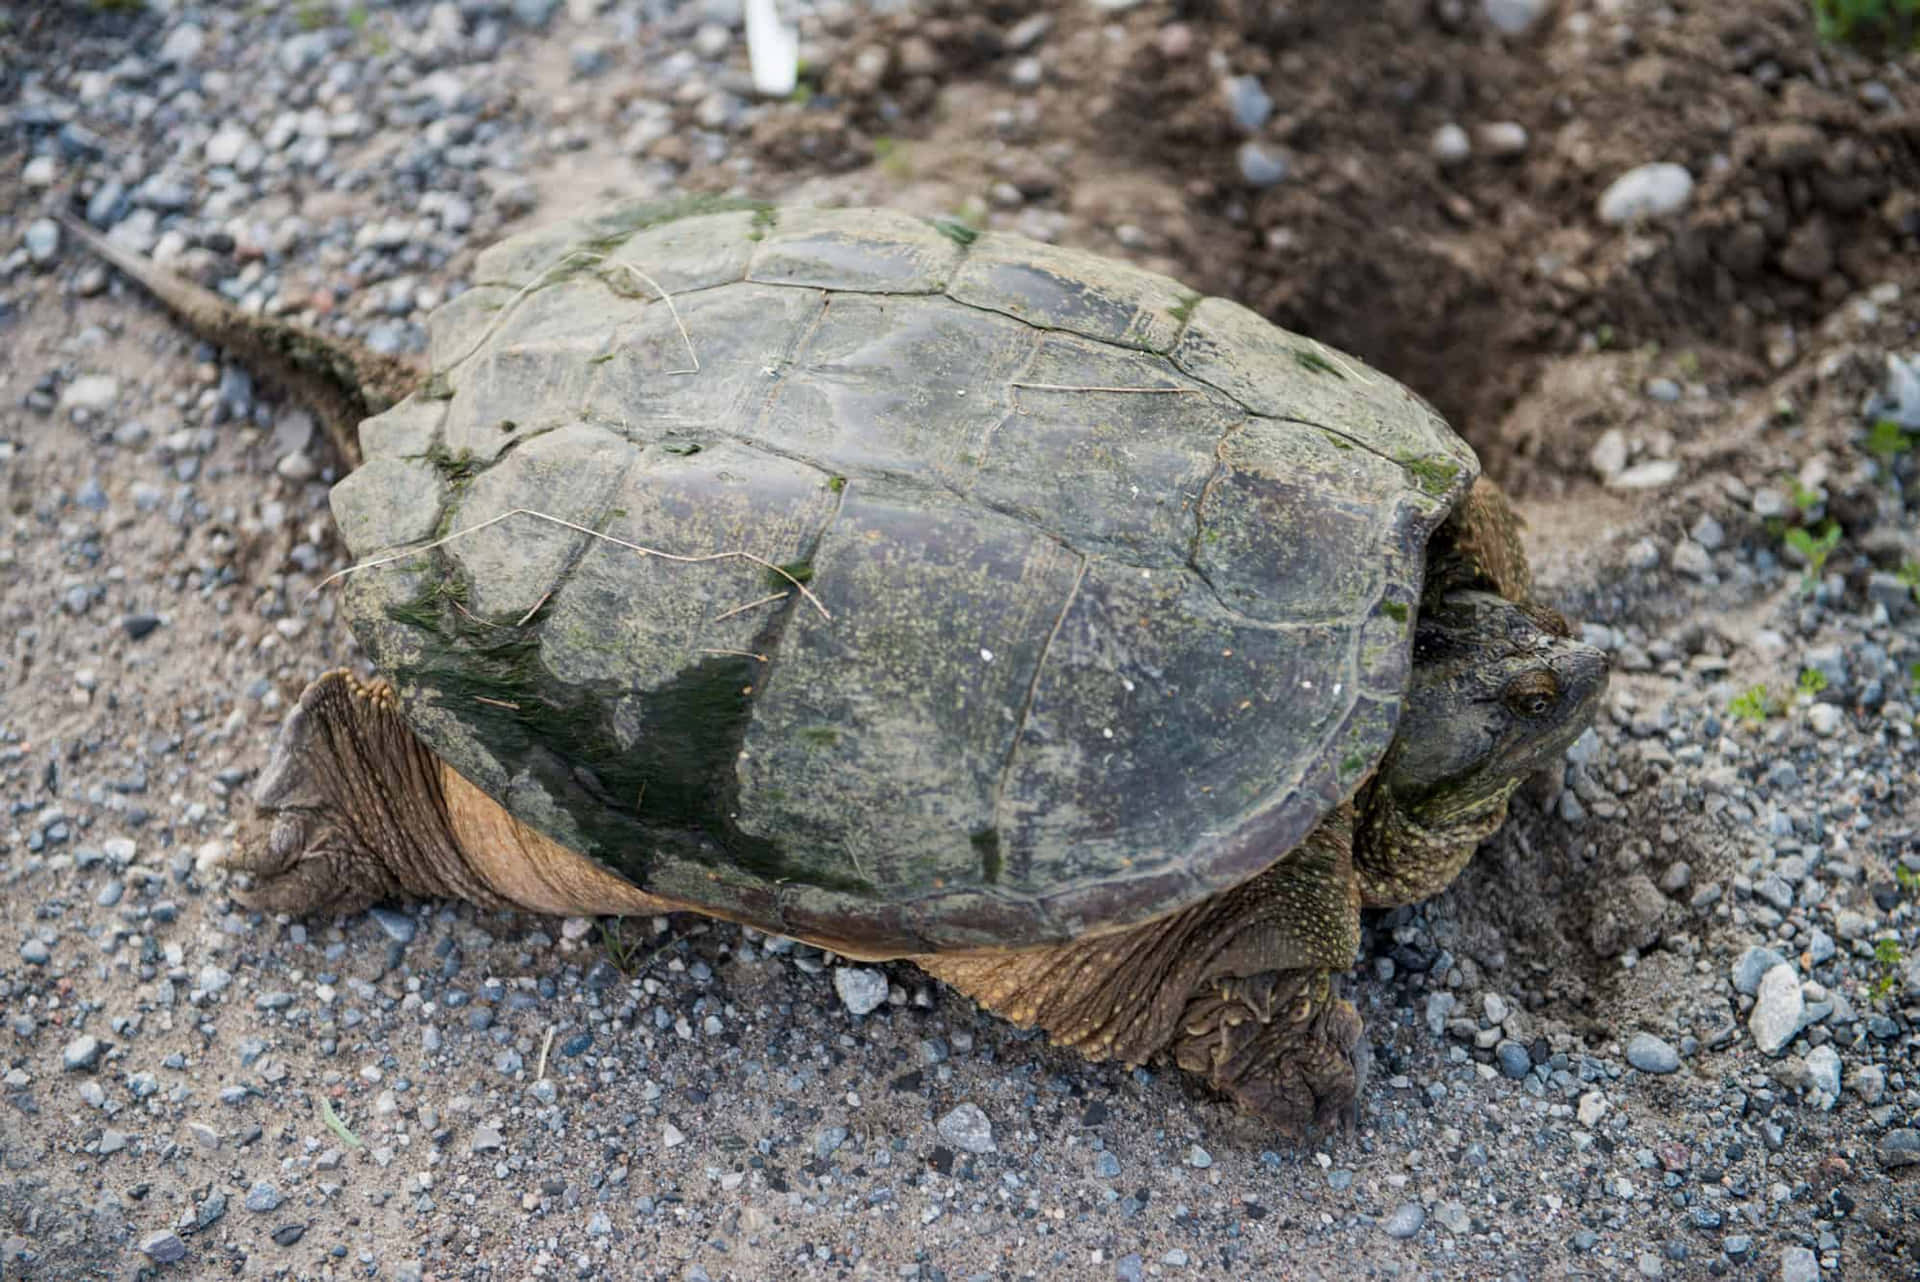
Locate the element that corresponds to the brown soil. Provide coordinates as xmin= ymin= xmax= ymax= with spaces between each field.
xmin=768 ymin=0 xmax=1920 ymax=498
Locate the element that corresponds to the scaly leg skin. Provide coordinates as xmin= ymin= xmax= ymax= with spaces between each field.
xmin=231 ymin=670 xmax=501 ymax=915
xmin=235 ymin=670 xmax=691 ymax=920
xmin=919 ymin=818 xmax=1366 ymax=1141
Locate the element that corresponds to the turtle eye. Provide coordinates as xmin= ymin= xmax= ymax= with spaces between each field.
xmin=1502 ymin=670 xmax=1559 ymax=719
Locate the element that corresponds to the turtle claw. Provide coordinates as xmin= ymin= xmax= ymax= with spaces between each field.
xmin=229 ymin=824 xmax=389 ymax=918
xmin=1171 ymin=969 xmax=1365 ymax=1143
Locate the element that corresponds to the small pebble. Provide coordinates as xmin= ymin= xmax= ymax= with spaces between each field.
xmin=62 ymin=1035 xmax=103 ymax=1073
xmin=1625 ymin=1033 xmax=1680 ymax=1075
xmin=833 ymin=967 xmax=888 ymax=1016
xmin=1383 ymin=1201 xmax=1425 ymax=1238
xmin=937 ymin=1103 xmax=995 ymax=1154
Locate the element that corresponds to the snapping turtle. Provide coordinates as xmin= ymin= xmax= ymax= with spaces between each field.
xmin=67 ymin=198 xmax=1605 ymax=1136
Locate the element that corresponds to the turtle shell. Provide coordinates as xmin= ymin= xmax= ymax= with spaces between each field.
xmin=330 ymin=199 xmax=1478 ymax=954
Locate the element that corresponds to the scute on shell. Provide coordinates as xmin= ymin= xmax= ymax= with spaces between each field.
xmin=332 ymin=199 xmax=1477 ymax=954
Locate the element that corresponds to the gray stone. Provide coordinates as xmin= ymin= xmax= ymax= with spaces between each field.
xmin=1804 ymin=1045 xmax=1841 ymax=1102
xmin=1236 ymin=142 xmax=1290 ymax=187
xmin=159 ymin=23 xmax=205 ymax=65
xmin=368 ymin=906 xmax=417 ymax=944
xmin=62 ymin=1035 xmax=103 ymax=1072
xmin=1115 ymin=1255 xmax=1144 ymax=1282
xmin=1185 ymin=1144 xmax=1212 ymax=1169
xmin=243 ymin=1181 xmax=283 ymax=1213
xmin=1482 ymin=0 xmax=1551 ymax=35
xmin=1805 ymin=704 xmax=1842 ymax=738
xmin=1804 ymin=928 xmax=1835 ymax=965
xmin=1756 ymin=875 xmax=1795 ymax=911
xmin=139 ymin=1231 xmax=187 ymax=1264
xmin=1424 ymin=991 xmax=1455 ymax=1038
xmin=1879 ymin=1128 xmax=1920 ymax=1168
xmin=1853 ymin=1064 xmax=1886 ymax=1104
xmin=1872 ymin=351 xmax=1920 ymax=429
xmin=59 ymin=375 xmax=120 ymax=414
xmin=1495 ymin=1040 xmax=1531 ymax=1079
xmin=1612 ymin=459 xmax=1682 ymax=489
xmin=1779 ymin=1246 xmax=1818 ymax=1282
xmin=471 ymin=1125 xmax=505 ymax=1152
xmin=1597 ymin=163 xmax=1695 ymax=224
xmin=19 ymin=938 xmax=49 ymax=966
xmin=936 ymin=1103 xmax=995 ymax=1154
xmin=1431 ymin=123 xmax=1471 ymax=165
xmin=1750 ymin=963 xmax=1804 ymax=1055
xmin=1383 ymin=1201 xmax=1425 ymax=1238
xmin=1479 ymin=121 xmax=1529 ymax=156
xmin=1625 ymin=1033 xmax=1679 ymax=1074
xmin=814 ymin=1125 xmax=848 ymax=1159
xmin=1732 ymin=947 xmax=1787 ymax=996
xmin=1224 ymin=75 xmax=1272 ymax=134
xmin=833 ymin=967 xmax=888 ymax=1016
xmin=1670 ymin=540 xmax=1712 ymax=578
xmin=512 ymin=0 xmax=561 ymax=27
xmin=24 ymin=218 xmax=60 ymax=266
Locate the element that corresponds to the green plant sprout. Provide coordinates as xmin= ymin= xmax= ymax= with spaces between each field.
xmin=1867 ymin=417 xmax=1914 ymax=465
xmin=1796 ymin=668 xmax=1828 ymax=697
xmin=1870 ymin=936 xmax=1905 ymax=1006
xmin=1728 ymin=685 xmax=1775 ymax=725
xmin=1783 ymin=521 xmax=1841 ymax=592
xmin=1787 ymin=478 xmax=1823 ymax=514
xmin=1811 ymin=0 xmax=1919 ymax=49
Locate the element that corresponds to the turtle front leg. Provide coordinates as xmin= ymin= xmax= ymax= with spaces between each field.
xmin=919 ymin=819 xmax=1365 ymax=1141
xmin=231 ymin=670 xmax=505 ymax=915
xmin=235 ymin=670 xmax=687 ymax=920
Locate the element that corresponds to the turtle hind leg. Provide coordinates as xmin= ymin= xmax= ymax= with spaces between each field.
xmin=230 ymin=670 xmax=501 ymax=916
xmin=919 ymin=818 xmax=1366 ymax=1141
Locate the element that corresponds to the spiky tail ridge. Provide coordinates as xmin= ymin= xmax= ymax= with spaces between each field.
xmin=55 ymin=210 xmax=423 ymax=469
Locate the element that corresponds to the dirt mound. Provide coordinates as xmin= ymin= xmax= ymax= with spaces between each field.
xmin=779 ymin=0 xmax=1920 ymax=492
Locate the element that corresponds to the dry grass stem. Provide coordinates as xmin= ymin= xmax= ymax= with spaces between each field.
xmin=610 ymin=261 xmax=699 ymax=375
xmin=444 ymin=249 xmax=700 ymax=378
xmin=515 ymin=587 xmax=554 ymax=627
xmin=698 ymin=647 xmax=770 ymax=662
xmin=1008 ymin=382 xmax=1199 ymax=394
xmin=472 ymin=696 xmax=522 ymax=711
xmin=711 ymin=591 xmax=789 ymax=622
xmin=318 ymin=507 xmax=832 ymax=621
xmin=1306 ymin=341 xmax=1374 ymax=384
xmin=536 ymin=1025 xmax=557 ymax=1082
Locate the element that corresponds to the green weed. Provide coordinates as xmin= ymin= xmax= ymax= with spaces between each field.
xmin=1870 ymin=936 xmax=1905 ymax=1006
xmin=1728 ymin=685 xmax=1776 ymax=725
xmin=1811 ymin=0 xmax=1919 ymax=49
xmin=1788 ymin=478 xmax=1823 ymax=514
xmin=1796 ymin=668 xmax=1828 ymax=697
xmin=1867 ymin=417 xmax=1914 ymax=466
xmin=1783 ymin=521 xmax=1841 ymax=592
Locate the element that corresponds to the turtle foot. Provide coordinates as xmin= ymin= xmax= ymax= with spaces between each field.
xmin=229 ymin=670 xmax=487 ymax=916
xmin=1171 ymin=969 xmax=1366 ymax=1142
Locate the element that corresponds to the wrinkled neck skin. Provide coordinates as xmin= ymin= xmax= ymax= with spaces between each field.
xmin=1353 ymin=590 xmax=1608 ymax=908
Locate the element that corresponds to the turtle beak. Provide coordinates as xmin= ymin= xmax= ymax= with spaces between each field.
xmin=1551 ymin=638 xmax=1610 ymax=743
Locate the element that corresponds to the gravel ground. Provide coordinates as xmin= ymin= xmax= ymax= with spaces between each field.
xmin=3 ymin=1 xmax=1919 ymax=1279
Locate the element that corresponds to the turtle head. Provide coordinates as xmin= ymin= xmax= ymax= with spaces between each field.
xmin=1382 ymin=590 xmax=1608 ymax=825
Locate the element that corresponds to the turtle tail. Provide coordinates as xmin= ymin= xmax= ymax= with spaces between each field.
xmin=54 ymin=209 xmax=422 ymax=470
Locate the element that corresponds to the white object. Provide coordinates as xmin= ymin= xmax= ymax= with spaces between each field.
xmin=744 ymin=0 xmax=798 ymax=98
